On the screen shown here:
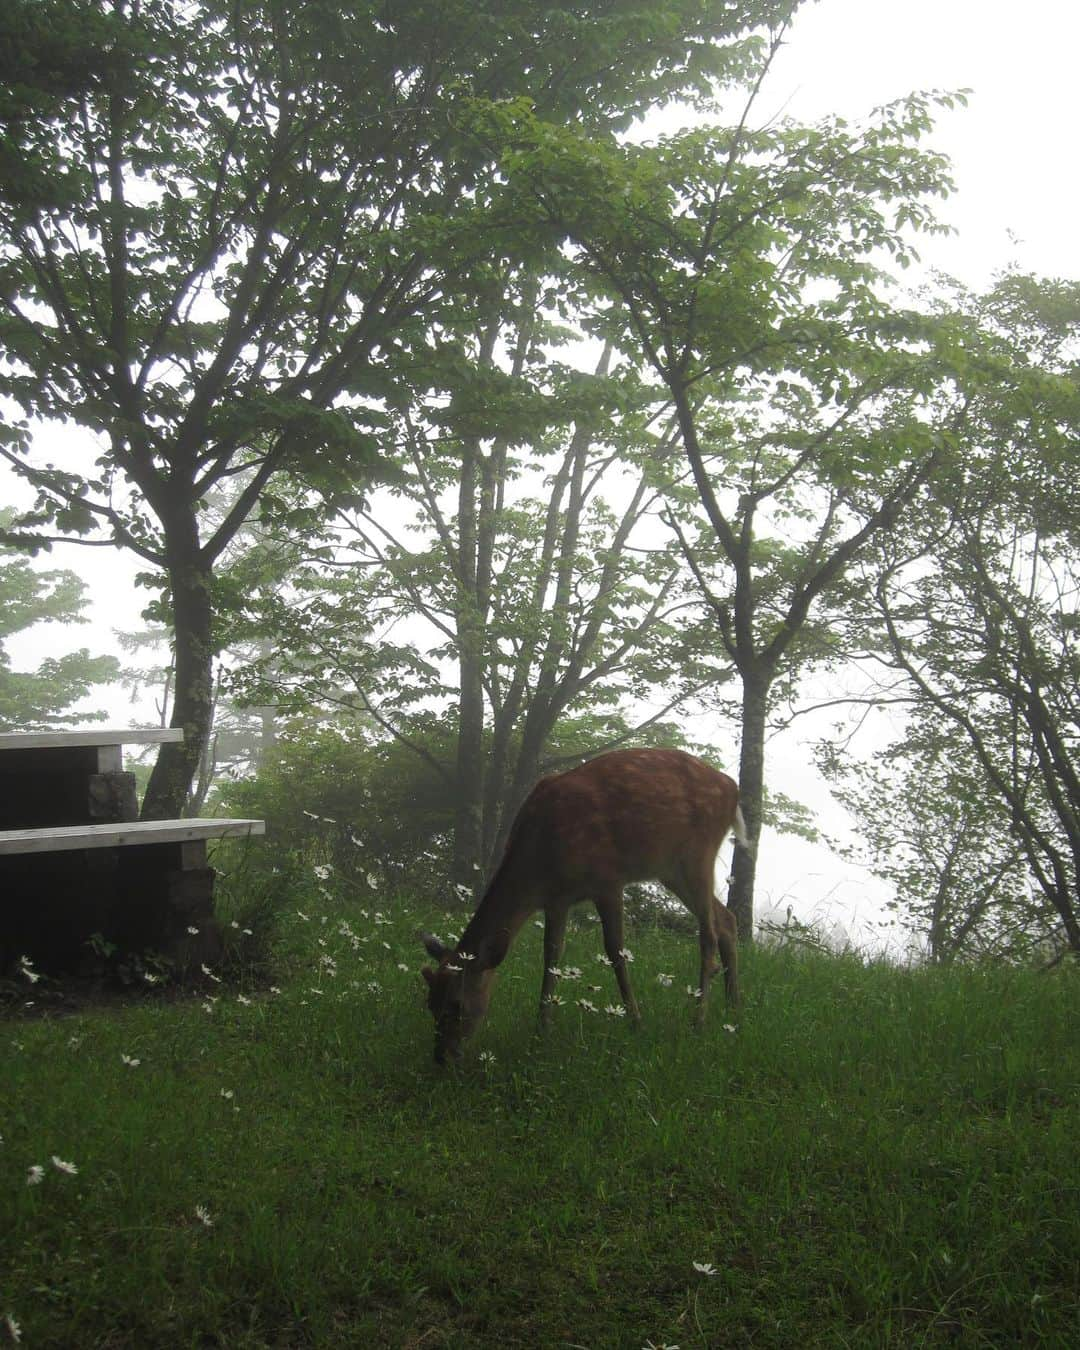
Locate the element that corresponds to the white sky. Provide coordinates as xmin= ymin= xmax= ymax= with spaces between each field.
xmin=5 ymin=0 xmax=1077 ymax=949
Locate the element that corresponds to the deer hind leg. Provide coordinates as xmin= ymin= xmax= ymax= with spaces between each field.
xmin=539 ymin=906 xmax=569 ymax=1027
xmin=594 ymin=889 xmax=641 ymax=1024
xmin=663 ymin=862 xmax=721 ymax=1027
xmin=713 ymin=898 xmax=740 ymax=1010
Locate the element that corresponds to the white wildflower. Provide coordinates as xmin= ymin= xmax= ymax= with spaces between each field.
xmin=313 ymin=864 xmax=333 ymax=880
xmin=17 ymin=956 xmax=39 ymax=984
xmin=296 ymin=910 xmax=310 ymax=921
xmin=236 ymin=994 xmax=252 ymax=1006
xmin=121 ymin=1053 xmax=141 ymax=1068
xmin=51 ymin=1155 xmax=78 ymax=1175
xmin=604 ymin=1004 xmax=627 ymax=1018
xmin=692 ymin=1261 xmax=717 ymax=1276
xmin=723 ymin=1023 xmax=737 ymax=1034
xmin=26 ymin=1165 xmax=44 ymax=1186
xmin=186 ymin=925 xmax=200 ymax=935
xmin=397 ymin=963 xmax=410 ymax=972
xmin=3 ymin=1312 xmax=22 ymax=1344
xmin=220 ymin=1089 xmax=234 ymax=1101
xmin=618 ymin=948 xmax=634 ymax=962
xmin=194 ymin=1204 xmax=214 ymax=1228
xmin=200 ymin=964 xmax=221 ymax=983
xmin=577 ymin=999 xmax=598 ymax=1013
xmin=656 ymin=973 xmax=674 ymax=988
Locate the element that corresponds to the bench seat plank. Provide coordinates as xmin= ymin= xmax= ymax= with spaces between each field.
xmin=0 ymin=818 xmax=265 ymax=856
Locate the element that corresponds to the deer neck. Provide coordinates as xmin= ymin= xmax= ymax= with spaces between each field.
xmin=457 ymin=867 xmax=538 ymax=967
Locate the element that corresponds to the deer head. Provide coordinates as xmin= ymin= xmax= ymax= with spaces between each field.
xmin=420 ymin=929 xmax=511 ymax=1064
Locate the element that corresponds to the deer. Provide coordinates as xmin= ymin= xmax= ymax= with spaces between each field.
xmin=420 ymin=747 xmax=747 ymax=1064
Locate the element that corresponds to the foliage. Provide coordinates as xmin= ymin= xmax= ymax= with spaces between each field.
xmin=820 ymin=724 xmax=1038 ymax=962
xmin=1 ymin=0 xmax=790 ymax=813
xmin=230 ymin=307 xmax=734 ymax=885
xmin=0 ymin=518 xmax=118 ymax=727
xmin=215 ymin=722 xmax=460 ymax=903
xmin=462 ymin=54 xmax=972 ymax=932
xmin=821 ymin=273 xmax=1080 ymax=957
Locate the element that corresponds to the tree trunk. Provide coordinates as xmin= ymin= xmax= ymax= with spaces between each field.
xmin=453 ymin=600 xmax=486 ymax=897
xmin=141 ymin=543 xmax=215 ymax=821
xmin=729 ymin=670 xmax=771 ymax=942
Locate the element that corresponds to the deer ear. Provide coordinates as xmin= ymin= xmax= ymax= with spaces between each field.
xmin=476 ymin=927 xmax=511 ymax=970
xmin=420 ymin=931 xmax=449 ymax=961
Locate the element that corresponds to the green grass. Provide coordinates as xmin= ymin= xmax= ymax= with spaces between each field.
xmin=2 ymin=873 xmax=1079 ymax=1348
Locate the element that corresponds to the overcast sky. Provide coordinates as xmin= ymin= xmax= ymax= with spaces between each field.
xmin=5 ymin=0 xmax=1077 ymax=948
xmin=775 ymin=0 xmax=1080 ymax=288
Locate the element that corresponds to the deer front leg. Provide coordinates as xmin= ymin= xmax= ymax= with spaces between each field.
xmin=595 ymin=891 xmax=641 ymax=1024
xmin=539 ymin=906 xmax=569 ymax=1027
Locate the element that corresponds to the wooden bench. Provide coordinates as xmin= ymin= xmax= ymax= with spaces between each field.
xmin=0 ymin=729 xmax=265 ymax=976
xmin=0 ymin=817 xmax=265 ymax=857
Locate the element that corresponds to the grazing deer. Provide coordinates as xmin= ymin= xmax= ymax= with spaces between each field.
xmin=420 ymin=747 xmax=747 ymax=1063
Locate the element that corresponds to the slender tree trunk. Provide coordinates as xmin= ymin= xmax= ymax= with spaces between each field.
xmin=141 ymin=537 xmax=215 ymax=820
xmin=451 ymin=415 xmax=489 ymax=898
xmin=729 ymin=669 xmax=771 ymax=941
xmin=454 ymin=598 xmax=486 ymax=896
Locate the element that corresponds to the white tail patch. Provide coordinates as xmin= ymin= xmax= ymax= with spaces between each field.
xmin=733 ymin=805 xmax=750 ymax=850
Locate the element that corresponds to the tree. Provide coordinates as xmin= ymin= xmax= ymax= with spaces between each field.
xmin=1 ymin=0 xmax=789 ymax=816
xmin=231 ymin=339 xmax=727 ymax=893
xmin=825 ymin=273 xmax=1080 ymax=959
xmin=0 ymin=517 xmax=119 ymax=727
xmin=474 ymin=48 xmax=965 ymax=934
xmin=819 ymin=718 xmax=1036 ymax=962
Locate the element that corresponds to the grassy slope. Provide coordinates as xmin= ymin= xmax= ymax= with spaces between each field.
xmin=2 ymin=876 xmax=1078 ymax=1348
